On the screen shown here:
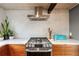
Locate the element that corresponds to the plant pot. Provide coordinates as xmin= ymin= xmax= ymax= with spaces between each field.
xmin=4 ymin=35 xmax=9 ymax=40
xmin=9 ymin=36 xmax=14 ymax=39
xmin=0 ymin=37 xmax=4 ymax=41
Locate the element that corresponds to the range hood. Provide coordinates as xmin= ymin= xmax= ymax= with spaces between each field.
xmin=27 ymin=6 xmax=49 ymax=21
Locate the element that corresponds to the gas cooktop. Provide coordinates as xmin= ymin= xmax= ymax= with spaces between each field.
xmin=26 ymin=37 xmax=52 ymax=52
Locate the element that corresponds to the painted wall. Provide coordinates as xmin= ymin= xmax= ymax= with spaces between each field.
xmin=69 ymin=5 xmax=79 ymax=40
xmin=0 ymin=8 xmax=6 ymax=29
xmin=0 ymin=8 xmax=69 ymax=39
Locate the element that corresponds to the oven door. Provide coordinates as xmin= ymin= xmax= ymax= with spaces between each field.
xmin=35 ymin=44 xmax=43 ymax=48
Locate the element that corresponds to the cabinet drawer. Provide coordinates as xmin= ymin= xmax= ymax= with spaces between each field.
xmin=8 ymin=44 xmax=26 ymax=56
xmin=52 ymin=44 xmax=79 ymax=56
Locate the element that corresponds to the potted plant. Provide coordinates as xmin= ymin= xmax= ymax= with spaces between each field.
xmin=0 ymin=31 xmax=4 ymax=41
xmin=1 ymin=17 xmax=9 ymax=40
xmin=8 ymin=29 xmax=15 ymax=39
xmin=0 ymin=16 xmax=15 ymax=40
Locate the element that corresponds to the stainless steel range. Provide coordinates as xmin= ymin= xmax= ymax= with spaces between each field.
xmin=26 ymin=37 xmax=52 ymax=56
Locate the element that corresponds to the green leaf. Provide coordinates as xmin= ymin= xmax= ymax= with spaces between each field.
xmin=0 ymin=16 xmax=15 ymax=36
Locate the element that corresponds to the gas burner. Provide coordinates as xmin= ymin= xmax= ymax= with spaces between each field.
xmin=26 ymin=37 xmax=52 ymax=52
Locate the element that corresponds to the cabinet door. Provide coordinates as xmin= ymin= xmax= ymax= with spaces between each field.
xmin=8 ymin=44 xmax=26 ymax=56
xmin=63 ymin=45 xmax=78 ymax=56
xmin=52 ymin=44 xmax=64 ymax=56
xmin=52 ymin=44 xmax=79 ymax=56
xmin=0 ymin=45 xmax=9 ymax=56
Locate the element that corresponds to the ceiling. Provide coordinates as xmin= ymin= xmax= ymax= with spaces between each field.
xmin=0 ymin=3 xmax=78 ymax=10
xmin=55 ymin=3 xmax=78 ymax=9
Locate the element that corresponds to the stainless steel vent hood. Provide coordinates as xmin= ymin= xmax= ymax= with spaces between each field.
xmin=27 ymin=6 xmax=49 ymax=21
